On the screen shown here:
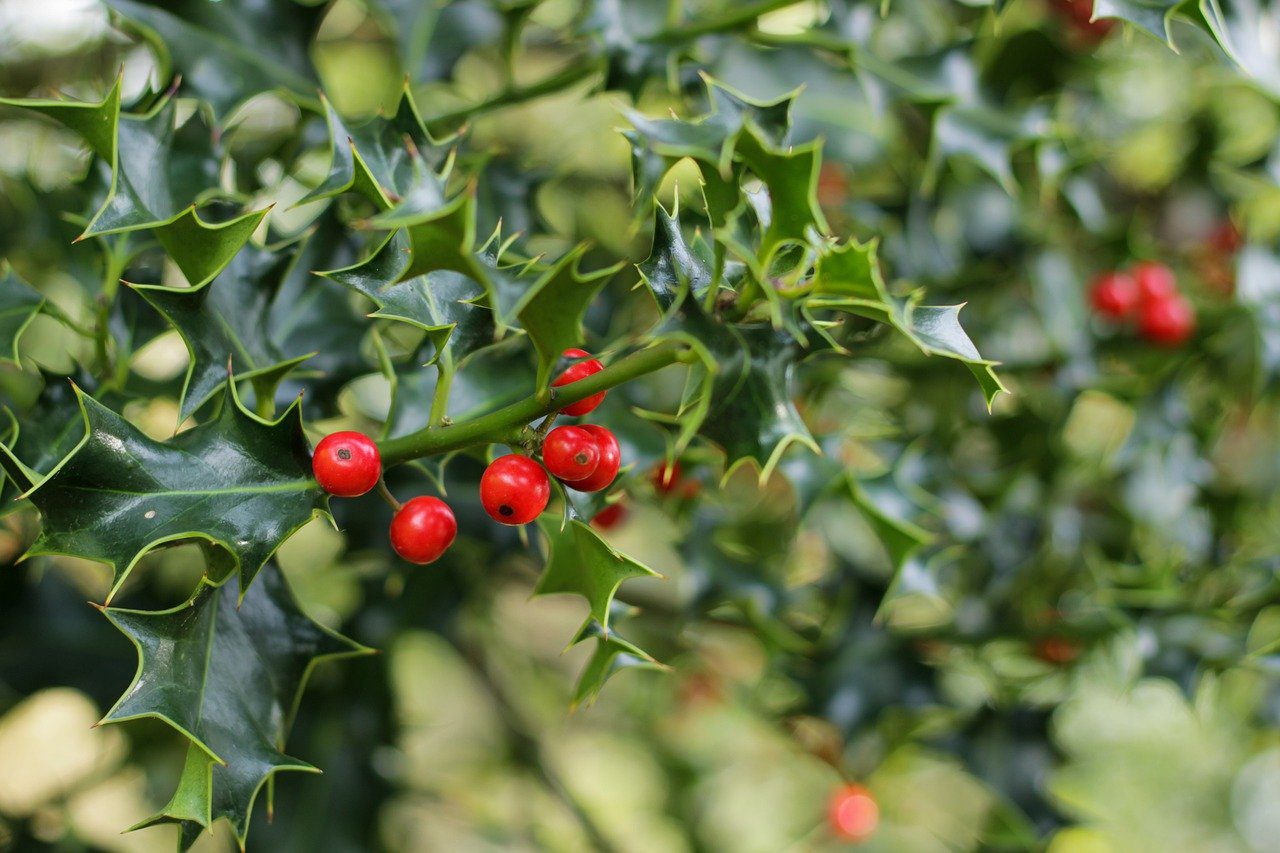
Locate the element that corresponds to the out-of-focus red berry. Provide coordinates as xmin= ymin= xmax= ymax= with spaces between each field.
xmin=1088 ymin=271 xmax=1139 ymax=320
xmin=827 ymin=784 xmax=879 ymax=843
xmin=592 ymin=502 xmax=628 ymax=530
xmin=1132 ymin=261 xmax=1178 ymax=304
xmin=1034 ymin=636 xmax=1081 ymax=665
xmin=1049 ymin=0 xmax=1114 ymax=40
xmin=1138 ymin=294 xmax=1195 ymax=346
xmin=1208 ymin=220 xmax=1242 ymax=256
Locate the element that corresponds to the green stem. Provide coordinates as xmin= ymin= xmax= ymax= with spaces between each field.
xmin=378 ymin=341 xmax=689 ymax=466
xmin=429 ymin=354 xmax=454 ymax=427
xmin=425 ymin=57 xmax=602 ymax=131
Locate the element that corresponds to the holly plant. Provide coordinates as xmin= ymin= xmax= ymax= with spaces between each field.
xmin=2 ymin=0 xmax=1279 ymax=850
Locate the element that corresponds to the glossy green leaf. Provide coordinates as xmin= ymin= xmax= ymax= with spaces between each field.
xmin=103 ymin=561 xmax=371 ymax=847
xmin=0 ymin=374 xmax=87 ymax=507
xmin=322 ymin=228 xmax=495 ymax=364
xmin=300 ymin=88 xmax=448 ymax=208
xmin=810 ymin=239 xmax=1006 ymax=406
xmin=569 ymin=619 xmax=664 ymax=709
xmin=4 ymin=382 xmax=325 ymax=602
xmin=534 ymin=517 xmax=660 ymax=628
xmin=104 ymin=0 xmax=326 ymax=116
xmin=517 ymin=247 xmax=619 ymax=388
xmin=0 ymin=81 xmax=267 ymax=286
xmin=0 ymin=267 xmax=44 ymax=364
xmin=131 ymin=242 xmax=314 ymax=422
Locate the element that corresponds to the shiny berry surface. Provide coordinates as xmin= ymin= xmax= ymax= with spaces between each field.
xmin=1088 ymin=271 xmax=1138 ymax=320
xmin=1132 ymin=261 xmax=1177 ymax=304
xmin=1139 ymin=294 xmax=1195 ymax=346
xmin=542 ymin=425 xmax=601 ymax=482
xmin=827 ymin=784 xmax=879 ymax=843
xmin=480 ymin=455 xmax=551 ymax=524
xmin=551 ymin=348 xmax=606 ymax=416
xmin=566 ymin=425 xmax=620 ymax=493
xmin=389 ymin=496 xmax=457 ymax=564
xmin=312 ymin=431 xmax=381 ymax=497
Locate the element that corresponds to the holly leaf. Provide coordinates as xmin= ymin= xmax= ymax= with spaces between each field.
xmin=535 ymin=517 xmax=660 ymax=628
xmin=329 ymin=192 xmax=534 ymax=328
xmin=810 ymin=239 xmax=1006 ymax=407
xmin=266 ymin=210 xmax=373 ymax=414
xmin=300 ymin=87 xmax=448 ymax=209
xmin=569 ymin=619 xmax=664 ymax=709
xmin=0 ymin=374 xmax=87 ymax=508
xmin=322 ymin=228 xmax=496 ymax=365
xmin=104 ymin=0 xmax=326 ymax=116
xmin=102 ymin=561 xmax=371 ymax=848
xmin=0 ymin=80 xmax=267 ymax=286
xmin=517 ymin=246 xmax=619 ymax=387
xmin=366 ymin=0 xmax=504 ymax=83
xmin=1093 ymin=0 xmax=1235 ymax=58
xmin=130 ymin=242 xmax=315 ymax=422
xmin=637 ymin=204 xmax=718 ymax=313
xmin=622 ymin=76 xmax=797 ymax=172
xmin=672 ymin=303 xmax=819 ymax=482
xmin=0 ymin=267 xmax=44 ymax=364
xmin=2 ymin=382 xmax=325 ymax=602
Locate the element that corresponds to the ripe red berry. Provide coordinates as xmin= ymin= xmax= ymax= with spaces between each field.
xmin=1132 ymin=261 xmax=1177 ymax=304
xmin=566 ymin=425 xmax=620 ymax=493
xmin=828 ymin=784 xmax=879 ymax=843
xmin=389 ymin=496 xmax=457 ymax=564
xmin=1088 ymin=271 xmax=1138 ymax=320
xmin=592 ymin=501 xmax=628 ymax=530
xmin=480 ymin=454 xmax=551 ymax=525
xmin=542 ymin=425 xmax=601 ymax=482
xmin=312 ymin=431 xmax=381 ymax=497
xmin=552 ymin=348 xmax=606 ymax=416
xmin=1139 ymin=294 xmax=1195 ymax=346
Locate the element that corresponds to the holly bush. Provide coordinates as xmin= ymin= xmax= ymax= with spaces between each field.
xmin=1 ymin=0 xmax=1279 ymax=850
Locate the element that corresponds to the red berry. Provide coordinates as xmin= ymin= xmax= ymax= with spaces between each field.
xmin=1208 ymin=220 xmax=1242 ymax=256
xmin=312 ymin=431 xmax=381 ymax=497
xmin=480 ymin=454 xmax=551 ymax=525
xmin=552 ymin=348 xmax=606 ymax=416
xmin=1139 ymin=294 xmax=1195 ymax=346
xmin=592 ymin=502 xmax=628 ymax=530
xmin=1088 ymin=271 xmax=1138 ymax=320
xmin=542 ymin=425 xmax=601 ymax=482
xmin=389 ymin=496 xmax=457 ymax=564
xmin=653 ymin=461 xmax=682 ymax=494
xmin=1034 ymin=636 xmax=1081 ymax=665
xmin=1132 ymin=261 xmax=1177 ymax=304
xmin=566 ymin=425 xmax=620 ymax=493
xmin=828 ymin=784 xmax=879 ymax=843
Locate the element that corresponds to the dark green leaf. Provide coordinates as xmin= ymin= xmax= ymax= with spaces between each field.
xmin=104 ymin=0 xmax=326 ymax=116
xmin=5 ymin=382 xmax=325 ymax=602
xmin=535 ymin=517 xmax=660 ymax=627
xmin=0 ymin=267 xmax=44 ymax=364
xmin=131 ymin=242 xmax=314 ymax=422
xmin=103 ymin=561 xmax=371 ymax=847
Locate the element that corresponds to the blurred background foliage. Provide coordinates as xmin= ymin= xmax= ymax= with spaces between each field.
xmin=2 ymin=0 xmax=1280 ymax=851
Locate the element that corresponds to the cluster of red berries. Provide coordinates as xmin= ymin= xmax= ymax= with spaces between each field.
xmin=1088 ymin=261 xmax=1195 ymax=346
xmin=310 ymin=348 xmax=620 ymax=565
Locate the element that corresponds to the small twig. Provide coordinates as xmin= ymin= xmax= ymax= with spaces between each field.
xmin=375 ymin=478 xmax=402 ymax=511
